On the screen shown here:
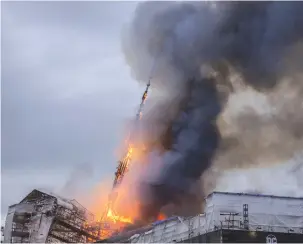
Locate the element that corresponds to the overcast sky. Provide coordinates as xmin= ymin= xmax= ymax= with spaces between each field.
xmin=1 ymin=1 xmax=142 ymax=221
xmin=2 ymin=1 xmax=303 ymax=228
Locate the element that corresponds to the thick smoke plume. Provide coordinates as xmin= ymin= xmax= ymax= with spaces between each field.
xmin=121 ymin=1 xmax=303 ymax=220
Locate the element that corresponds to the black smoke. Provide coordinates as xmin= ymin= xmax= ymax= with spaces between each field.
xmin=121 ymin=1 xmax=303 ymax=220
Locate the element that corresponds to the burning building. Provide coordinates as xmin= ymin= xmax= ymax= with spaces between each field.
xmin=97 ymin=192 xmax=303 ymax=243
xmin=4 ymin=190 xmax=303 ymax=243
xmin=3 ymin=1 xmax=303 ymax=243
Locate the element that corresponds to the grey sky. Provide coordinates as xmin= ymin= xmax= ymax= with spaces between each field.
xmin=1 ymin=1 xmax=141 ymax=220
xmin=2 ymin=1 xmax=303 ymax=227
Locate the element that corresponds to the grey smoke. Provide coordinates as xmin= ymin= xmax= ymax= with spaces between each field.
xmin=121 ymin=1 xmax=303 ymax=219
xmin=214 ymin=153 xmax=303 ymax=197
xmin=60 ymin=163 xmax=93 ymax=199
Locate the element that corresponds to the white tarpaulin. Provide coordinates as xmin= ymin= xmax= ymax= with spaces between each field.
xmin=130 ymin=192 xmax=303 ymax=243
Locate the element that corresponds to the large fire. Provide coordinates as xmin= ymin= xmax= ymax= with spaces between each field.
xmin=91 ymin=142 xmax=166 ymax=239
xmin=85 ymin=84 xmax=162 ymax=240
xmin=106 ymin=208 xmax=132 ymax=224
xmin=156 ymin=213 xmax=166 ymax=221
xmin=126 ymin=147 xmax=133 ymax=159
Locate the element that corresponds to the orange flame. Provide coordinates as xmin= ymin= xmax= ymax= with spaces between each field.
xmin=106 ymin=208 xmax=133 ymax=224
xmin=157 ymin=213 xmax=166 ymax=221
xmin=126 ymin=146 xmax=133 ymax=159
xmin=86 ymin=121 xmax=151 ymax=239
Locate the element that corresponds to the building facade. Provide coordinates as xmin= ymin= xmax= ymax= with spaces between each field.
xmin=3 ymin=189 xmax=98 ymax=243
xmin=99 ymin=192 xmax=303 ymax=243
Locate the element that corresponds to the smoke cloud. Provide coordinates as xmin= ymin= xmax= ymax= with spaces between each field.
xmin=60 ymin=163 xmax=93 ymax=200
xmin=214 ymin=153 xmax=303 ymax=197
xmin=121 ymin=1 xmax=303 ymax=220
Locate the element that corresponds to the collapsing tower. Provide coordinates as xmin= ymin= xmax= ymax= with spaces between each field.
xmin=106 ymin=50 xmax=160 ymax=211
xmin=98 ymin=82 xmax=151 ymax=238
xmin=113 ymin=83 xmax=149 ymax=188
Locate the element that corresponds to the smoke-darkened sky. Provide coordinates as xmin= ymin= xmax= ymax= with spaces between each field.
xmin=1 ymin=1 xmax=141 ymax=220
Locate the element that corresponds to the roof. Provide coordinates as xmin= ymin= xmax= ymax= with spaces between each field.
xmin=97 ymin=225 xmax=153 ymax=243
xmin=128 ymin=191 xmax=303 ymax=243
xmin=151 ymin=216 xmax=179 ymax=226
xmin=19 ymin=189 xmax=57 ymax=203
xmin=207 ymin=191 xmax=303 ymax=200
xmin=36 ymin=188 xmax=72 ymax=202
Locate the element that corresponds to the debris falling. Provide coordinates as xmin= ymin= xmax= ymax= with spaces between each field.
xmin=121 ymin=1 xmax=303 ymax=220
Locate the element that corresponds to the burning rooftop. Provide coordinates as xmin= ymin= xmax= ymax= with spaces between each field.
xmin=97 ymin=191 xmax=303 ymax=243
xmin=4 ymin=190 xmax=303 ymax=243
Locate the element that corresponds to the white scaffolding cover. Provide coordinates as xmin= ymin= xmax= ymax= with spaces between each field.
xmin=130 ymin=192 xmax=303 ymax=243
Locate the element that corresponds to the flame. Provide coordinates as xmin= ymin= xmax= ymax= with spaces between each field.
xmin=106 ymin=208 xmax=133 ymax=224
xmin=142 ymin=91 xmax=148 ymax=101
xmin=126 ymin=146 xmax=133 ymax=159
xmin=157 ymin=213 xmax=166 ymax=221
xmin=81 ymin=86 xmax=156 ymax=240
xmin=85 ymin=141 xmax=151 ymax=239
xmin=105 ymin=143 xmax=150 ymax=227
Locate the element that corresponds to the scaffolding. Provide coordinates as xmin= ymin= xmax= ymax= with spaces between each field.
xmin=3 ymin=189 xmax=100 ymax=243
